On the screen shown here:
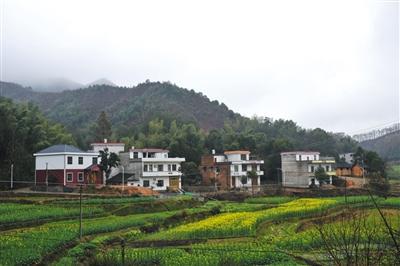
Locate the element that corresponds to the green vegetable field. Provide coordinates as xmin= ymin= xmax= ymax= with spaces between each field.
xmin=0 ymin=194 xmax=399 ymax=265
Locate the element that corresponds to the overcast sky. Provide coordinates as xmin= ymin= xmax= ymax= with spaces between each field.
xmin=0 ymin=0 xmax=399 ymax=134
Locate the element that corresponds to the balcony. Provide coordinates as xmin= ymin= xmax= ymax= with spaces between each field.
xmin=143 ymin=171 xmax=182 ymax=177
xmin=231 ymin=170 xmax=264 ymax=177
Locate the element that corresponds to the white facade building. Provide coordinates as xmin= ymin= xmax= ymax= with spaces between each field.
xmin=224 ymin=151 xmax=264 ymax=188
xmin=120 ymin=148 xmax=185 ymax=191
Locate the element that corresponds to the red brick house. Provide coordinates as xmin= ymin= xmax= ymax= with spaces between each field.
xmin=34 ymin=144 xmax=102 ymax=186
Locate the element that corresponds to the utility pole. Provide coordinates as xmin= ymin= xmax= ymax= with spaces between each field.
xmin=121 ymin=238 xmax=126 ymax=266
xmin=45 ymin=162 xmax=48 ymax=191
xmin=122 ymin=166 xmax=125 ymax=196
xmin=10 ymin=164 xmax=14 ymax=190
xmin=79 ymin=184 xmax=83 ymax=239
xmin=361 ymin=159 xmax=365 ymax=186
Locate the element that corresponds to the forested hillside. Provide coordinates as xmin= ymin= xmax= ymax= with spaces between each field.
xmin=1 ymin=80 xmax=359 ymax=183
xmin=359 ymin=131 xmax=400 ymax=161
xmin=0 ymin=97 xmax=75 ymax=183
xmin=0 ymin=81 xmax=240 ymax=139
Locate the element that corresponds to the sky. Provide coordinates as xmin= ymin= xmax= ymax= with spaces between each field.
xmin=0 ymin=0 xmax=399 ymax=135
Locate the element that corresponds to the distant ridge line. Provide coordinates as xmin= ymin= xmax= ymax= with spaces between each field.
xmin=353 ymin=122 xmax=400 ymax=142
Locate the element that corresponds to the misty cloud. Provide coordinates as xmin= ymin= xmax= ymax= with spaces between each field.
xmin=0 ymin=0 xmax=398 ymax=134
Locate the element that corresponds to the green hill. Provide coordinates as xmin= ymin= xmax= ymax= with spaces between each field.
xmin=0 ymin=81 xmax=240 ymax=133
xmin=359 ymin=131 xmax=400 ymax=161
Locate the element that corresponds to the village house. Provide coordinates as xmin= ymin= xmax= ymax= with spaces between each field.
xmin=34 ymin=141 xmax=185 ymax=191
xmin=335 ymin=162 xmax=365 ymax=178
xmin=200 ymin=150 xmax=264 ymax=189
xmin=34 ymin=144 xmax=102 ymax=186
xmin=90 ymin=139 xmax=125 ymax=184
xmin=118 ymin=148 xmax=185 ymax=191
xmin=280 ymin=151 xmax=336 ymax=188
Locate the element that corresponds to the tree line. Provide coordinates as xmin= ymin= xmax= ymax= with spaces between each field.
xmin=0 ymin=97 xmax=386 ymax=186
xmin=0 ymin=97 xmax=75 ymax=183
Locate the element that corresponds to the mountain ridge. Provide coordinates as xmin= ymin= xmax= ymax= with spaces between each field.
xmin=0 ymin=80 xmax=241 ymax=133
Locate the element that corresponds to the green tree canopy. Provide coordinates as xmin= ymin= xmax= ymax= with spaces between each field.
xmin=0 ymin=97 xmax=75 ymax=183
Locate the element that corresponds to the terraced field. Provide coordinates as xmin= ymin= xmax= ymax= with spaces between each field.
xmin=0 ymin=194 xmax=399 ymax=265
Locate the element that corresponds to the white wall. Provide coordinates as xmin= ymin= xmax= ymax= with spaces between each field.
xmin=36 ymin=155 xmax=65 ymax=170
xmin=92 ymin=144 xmax=125 ymax=154
xmin=226 ymin=153 xmax=249 ymax=161
xmin=296 ymin=153 xmax=319 ymax=161
xmin=35 ymin=154 xmax=97 ymax=170
xmin=129 ymin=151 xmax=169 ymax=159
xmin=128 ymin=176 xmax=171 ymax=191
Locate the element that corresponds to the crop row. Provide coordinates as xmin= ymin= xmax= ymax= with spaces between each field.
xmin=144 ymin=198 xmax=338 ymax=240
xmin=92 ymin=243 xmax=302 ymax=266
xmin=0 ymin=203 xmax=104 ymax=225
xmin=0 ymin=211 xmax=179 ymax=265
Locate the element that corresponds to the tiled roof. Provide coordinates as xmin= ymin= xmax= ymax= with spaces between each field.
xmin=336 ymin=162 xmax=352 ymax=168
xmin=91 ymin=142 xmax=125 ymax=145
xmin=224 ymin=150 xmax=250 ymax=155
xmin=130 ymin=148 xmax=169 ymax=153
xmin=35 ymin=144 xmax=86 ymax=154
xmin=280 ymin=151 xmax=320 ymax=155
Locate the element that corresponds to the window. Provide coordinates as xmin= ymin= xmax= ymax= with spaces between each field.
xmin=157 ymin=164 xmax=163 ymax=172
xmin=67 ymin=156 xmax=73 ymax=164
xmin=326 ymin=165 xmax=330 ymax=172
xmin=168 ymin=164 xmax=172 ymax=171
xmin=234 ymin=165 xmax=239 ymax=172
xmin=242 ymin=164 xmax=247 ymax=171
xmin=78 ymin=172 xmax=84 ymax=182
xmin=143 ymin=180 xmax=150 ymax=187
xmin=310 ymin=166 xmax=314 ymax=173
xmin=133 ymin=152 xmax=139 ymax=159
xmin=299 ymin=155 xmax=302 ymax=161
xmin=67 ymin=173 xmax=73 ymax=182
xmin=92 ymin=157 xmax=98 ymax=164
xmin=148 ymin=165 xmax=153 ymax=172
xmin=78 ymin=157 xmax=83 ymax=165
xmin=172 ymin=164 xmax=177 ymax=171
xmin=157 ymin=180 xmax=164 ymax=187
xmin=241 ymin=154 xmax=247 ymax=160
xmin=144 ymin=165 xmax=148 ymax=172
xmin=314 ymin=155 xmax=316 ymax=160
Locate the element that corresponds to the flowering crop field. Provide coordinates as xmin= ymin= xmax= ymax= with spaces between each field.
xmin=1 ymin=195 xmax=400 ymax=266
xmin=0 ymin=211 xmax=179 ymax=265
xmin=145 ymin=198 xmax=337 ymax=240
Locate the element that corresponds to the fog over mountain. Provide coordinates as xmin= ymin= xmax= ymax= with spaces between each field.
xmin=0 ymin=0 xmax=398 ymax=133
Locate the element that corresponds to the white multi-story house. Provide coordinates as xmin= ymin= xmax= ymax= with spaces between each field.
xmin=280 ymin=151 xmax=336 ymax=188
xmin=119 ymin=148 xmax=185 ymax=191
xmin=225 ymin=151 xmax=264 ymax=188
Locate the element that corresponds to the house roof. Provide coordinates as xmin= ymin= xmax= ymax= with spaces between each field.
xmin=336 ymin=162 xmax=352 ymax=168
xmin=130 ymin=148 xmax=169 ymax=153
xmin=84 ymin=164 xmax=101 ymax=172
xmin=280 ymin=151 xmax=320 ymax=155
xmin=35 ymin=144 xmax=87 ymax=155
xmin=90 ymin=142 xmax=125 ymax=146
xmin=106 ymin=173 xmax=138 ymax=184
xmin=224 ymin=150 xmax=250 ymax=155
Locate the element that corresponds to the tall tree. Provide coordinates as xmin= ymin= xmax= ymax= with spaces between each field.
xmin=98 ymin=148 xmax=120 ymax=184
xmin=95 ymin=111 xmax=112 ymax=141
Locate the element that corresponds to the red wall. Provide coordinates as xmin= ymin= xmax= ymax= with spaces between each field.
xmin=36 ymin=169 xmax=102 ymax=185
